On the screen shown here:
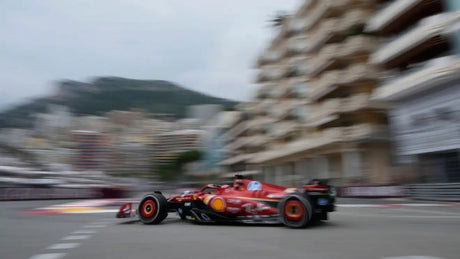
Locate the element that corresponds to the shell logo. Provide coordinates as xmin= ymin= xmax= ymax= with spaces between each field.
xmin=210 ymin=197 xmax=226 ymax=212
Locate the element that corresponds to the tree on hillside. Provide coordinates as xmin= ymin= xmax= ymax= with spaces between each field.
xmin=270 ymin=11 xmax=289 ymax=28
xmin=158 ymin=150 xmax=203 ymax=181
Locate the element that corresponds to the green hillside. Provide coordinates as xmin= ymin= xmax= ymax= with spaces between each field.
xmin=0 ymin=77 xmax=238 ymax=128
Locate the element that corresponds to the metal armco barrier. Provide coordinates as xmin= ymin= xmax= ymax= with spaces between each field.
xmin=408 ymin=183 xmax=460 ymax=201
xmin=337 ymin=185 xmax=409 ymax=198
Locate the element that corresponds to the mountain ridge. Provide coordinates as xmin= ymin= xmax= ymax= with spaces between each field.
xmin=0 ymin=77 xmax=238 ymax=128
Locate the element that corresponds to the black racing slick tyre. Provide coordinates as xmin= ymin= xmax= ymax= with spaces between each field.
xmin=278 ymin=194 xmax=312 ymax=228
xmin=138 ymin=193 xmax=168 ymax=224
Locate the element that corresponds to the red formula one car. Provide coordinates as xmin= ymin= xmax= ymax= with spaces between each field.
xmin=117 ymin=177 xmax=335 ymax=228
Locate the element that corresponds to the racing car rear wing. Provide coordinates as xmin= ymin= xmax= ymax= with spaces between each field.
xmin=304 ymin=179 xmax=336 ymax=196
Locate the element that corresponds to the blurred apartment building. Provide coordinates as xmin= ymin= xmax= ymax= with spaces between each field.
xmin=371 ymin=0 xmax=460 ymax=182
xmin=106 ymin=110 xmax=173 ymax=175
xmin=72 ymin=130 xmax=111 ymax=171
xmin=199 ymin=111 xmax=240 ymax=176
xmin=52 ymin=110 xmax=174 ymax=174
xmin=223 ymin=0 xmax=392 ymax=186
xmin=152 ymin=129 xmax=203 ymax=170
xmin=152 ymin=104 xmax=224 ymax=176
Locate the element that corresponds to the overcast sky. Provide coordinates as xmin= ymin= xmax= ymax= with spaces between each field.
xmin=0 ymin=0 xmax=301 ymax=111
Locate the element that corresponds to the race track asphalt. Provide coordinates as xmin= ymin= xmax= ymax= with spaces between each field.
xmin=1 ymin=199 xmax=460 ymax=259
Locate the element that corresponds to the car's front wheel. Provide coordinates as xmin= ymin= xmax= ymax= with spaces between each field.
xmin=138 ymin=193 xmax=168 ymax=224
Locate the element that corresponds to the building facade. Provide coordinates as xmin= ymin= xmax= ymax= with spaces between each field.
xmin=72 ymin=130 xmax=111 ymax=171
xmin=371 ymin=0 xmax=460 ymax=183
xmin=152 ymin=129 xmax=203 ymax=170
xmin=202 ymin=111 xmax=240 ymax=174
xmin=224 ymin=0 xmax=393 ymax=186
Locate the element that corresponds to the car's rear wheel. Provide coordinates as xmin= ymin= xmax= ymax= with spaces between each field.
xmin=279 ymin=194 xmax=312 ymax=228
xmin=138 ymin=193 xmax=168 ymax=224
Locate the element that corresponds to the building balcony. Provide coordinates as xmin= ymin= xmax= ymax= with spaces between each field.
xmin=308 ymin=43 xmax=341 ymax=76
xmin=313 ymin=123 xmax=389 ymax=147
xmin=341 ymin=93 xmax=388 ymax=111
xmin=309 ymin=65 xmax=379 ymax=101
xmin=366 ymin=0 xmax=443 ymax=34
xmin=285 ymin=34 xmax=309 ymax=57
xmin=253 ymin=100 xmax=275 ymax=116
xmin=221 ymin=153 xmax=253 ymax=166
xmin=257 ymin=65 xmax=285 ymax=83
xmin=247 ymin=117 xmax=273 ymax=134
xmin=267 ymin=121 xmax=299 ymax=139
xmin=268 ymin=81 xmax=291 ymax=99
xmin=370 ymin=11 xmax=460 ymax=66
xmin=373 ymin=56 xmax=460 ymax=101
xmin=367 ymin=0 xmax=421 ymax=33
xmin=305 ymin=18 xmax=343 ymax=54
xmin=308 ymin=70 xmax=344 ymax=101
xmin=245 ymin=135 xmax=268 ymax=149
xmin=278 ymin=82 xmax=294 ymax=98
xmin=341 ymin=64 xmax=380 ymax=85
xmin=256 ymin=83 xmax=273 ymax=99
xmin=308 ymin=98 xmax=341 ymax=127
xmin=268 ymin=103 xmax=290 ymax=121
xmin=305 ymin=8 xmax=372 ymax=55
xmin=302 ymin=0 xmax=328 ymax=32
xmin=290 ymin=80 xmax=310 ymax=98
xmin=337 ymin=36 xmax=380 ymax=61
xmin=226 ymin=136 xmax=252 ymax=152
xmin=226 ymin=133 xmax=269 ymax=153
xmin=283 ymin=56 xmax=309 ymax=78
xmin=304 ymin=0 xmax=358 ymax=32
xmin=341 ymin=9 xmax=373 ymax=31
xmin=297 ymin=107 xmax=312 ymax=125
xmin=308 ymin=36 xmax=379 ymax=77
xmin=287 ymin=17 xmax=309 ymax=36
xmin=227 ymin=121 xmax=249 ymax=139
xmin=257 ymin=50 xmax=281 ymax=66
xmin=250 ymin=123 xmax=388 ymax=164
xmin=307 ymin=93 xmax=388 ymax=127
xmin=277 ymin=100 xmax=306 ymax=121
xmin=343 ymin=124 xmax=389 ymax=142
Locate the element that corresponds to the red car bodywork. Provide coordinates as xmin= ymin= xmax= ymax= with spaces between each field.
xmin=117 ymin=178 xmax=335 ymax=228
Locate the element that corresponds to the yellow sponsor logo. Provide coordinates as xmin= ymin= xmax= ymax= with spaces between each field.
xmin=211 ymin=197 xmax=225 ymax=212
xmin=203 ymin=195 xmax=215 ymax=205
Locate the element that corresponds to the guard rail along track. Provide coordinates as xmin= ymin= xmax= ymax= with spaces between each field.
xmin=408 ymin=183 xmax=460 ymax=201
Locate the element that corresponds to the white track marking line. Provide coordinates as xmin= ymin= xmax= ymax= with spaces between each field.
xmin=29 ymin=253 xmax=66 ymax=259
xmin=47 ymin=243 xmax=80 ymax=250
xmin=83 ymin=224 xmax=106 ymax=228
xmin=381 ymin=215 xmax=460 ymax=219
xmin=337 ymin=204 xmax=381 ymax=208
xmin=397 ymin=203 xmax=457 ymax=207
xmin=62 ymin=235 xmax=91 ymax=240
xmin=393 ymin=207 xmax=460 ymax=216
xmin=72 ymin=229 xmax=96 ymax=234
xmin=382 ymin=256 xmax=444 ymax=259
xmin=31 ymin=220 xmax=111 ymax=258
xmin=335 ymin=211 xmax=460 ymax=219
xmin=337 ymin=203 xmax=456 ymax=208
